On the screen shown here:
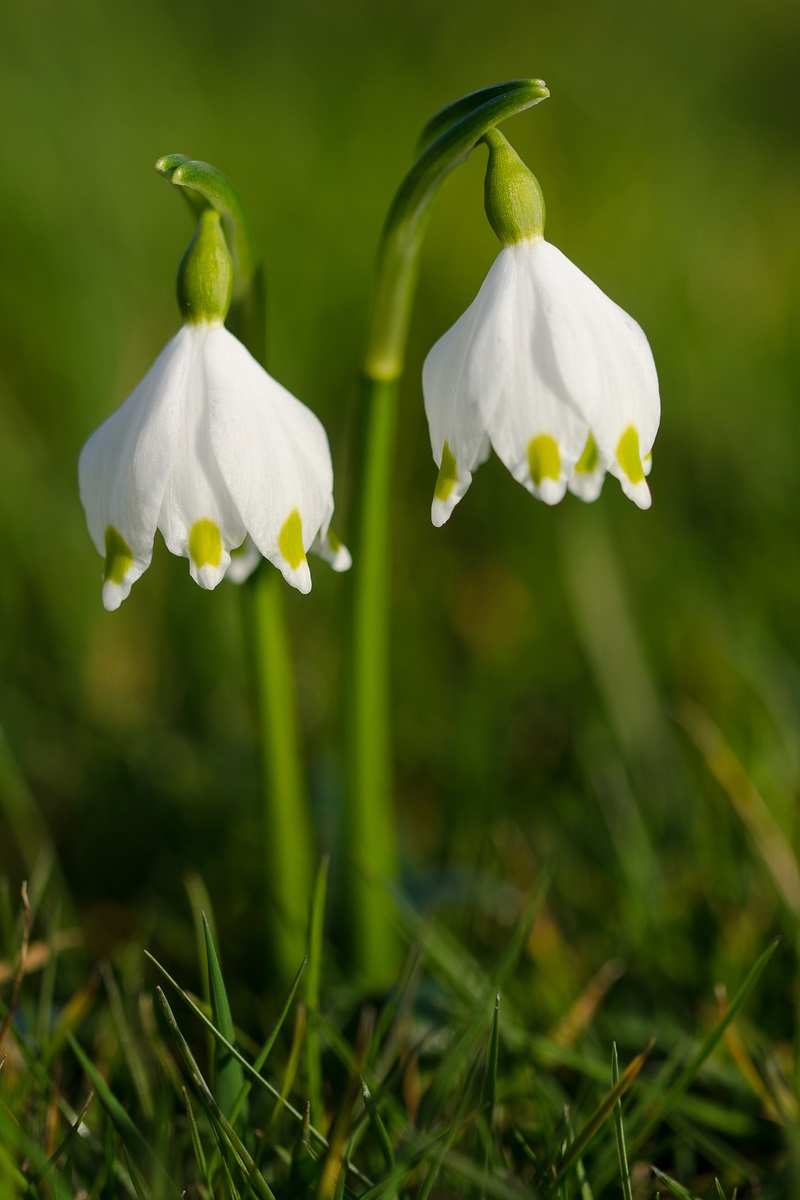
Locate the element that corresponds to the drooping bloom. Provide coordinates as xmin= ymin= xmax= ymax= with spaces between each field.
xmin=79 ymin=210 xmax=349 ymax=611
xmin=423 ymin=131 xmax=660 ymax=526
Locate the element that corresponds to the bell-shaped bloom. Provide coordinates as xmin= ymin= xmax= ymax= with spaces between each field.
xmin=79 ymin=321 xmax=350 ymax=611
xmin=423 ymin=132 xmax=659 ymax=526
xmin=424 ymin=238 xmax=659 ymax=526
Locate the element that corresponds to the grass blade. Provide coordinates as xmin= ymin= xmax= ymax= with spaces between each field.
xmin=650 ymin=1166 xmax=698 ymax=1199
xmin=631 ymin=939 xmax=779 ymax=1152
xmin=478 ymin=993 xmax=501 ymax=1190
xmin=101 ymin=963 xmax=154 ymax=1122
xmin=28 ymin=1091 xmax=93 ymax=1187
xmin=612 ymin=1043 xmax=634 ymax=1200
xmin=202 ymin=912 xmax=245 ymax=1121
xmin=305 ymin=856 xmax=328 ymax=1130
xmin=68 ymin=1034 xmax=179 ymax=1197
xmin=181 ymin=1085 xmax=210 ymax=1190
xmin=155 ymin=986 xmax=276 ymax=1200
xmin=550 ymin=1039 xmax=653 ymax=1190
xmin=361 ymin=1080 xmax=395 ymax=1171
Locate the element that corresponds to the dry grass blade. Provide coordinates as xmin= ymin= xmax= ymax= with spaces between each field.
xmin=550 ymin=1038 xmax=654 ymax=1190
xmin=0 ymin=882 xmax=31 ymax=1052
xmin=0 ymin=928 xmax=82 ymax=986
xmin=678 ymin=698 xmax=800 ymax=917
xmin=552 ymin=959 xmax=626 ymax=1049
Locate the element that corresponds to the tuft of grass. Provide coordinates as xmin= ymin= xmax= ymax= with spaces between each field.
xmin=0 ymin=874 xmax=790 ymax=1198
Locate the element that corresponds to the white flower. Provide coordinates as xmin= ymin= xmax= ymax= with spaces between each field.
xmin=423 ymin=236 xmax=660 ymax=526
xmin=79 ymin=320 xmax=350 ymax=611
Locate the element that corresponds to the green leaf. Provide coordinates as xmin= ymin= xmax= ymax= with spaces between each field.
xmin=145 ymin=949 xmax=313 ymax=1133
xmin=155 ymin=987 xmax=276 ymax=1200
xmin=155 ymin=154 xmax=265 ymax=360
xmin=416 ymin=79 xmax=547 ymax=155
xmin=202 ymin=913 xmax=245 ymax=1121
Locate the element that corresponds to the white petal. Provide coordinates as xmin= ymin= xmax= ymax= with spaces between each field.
xmin=565 ymin=431 xmax=605 ymax=503
xmin=311 ymin=527 xmax=352 ymax=572
xmin=79 ymin=326 xmax=197 ymax=608
xmin=423 ymin=246 xmax=591 ymax=520
xmin=153 ymin=326 xmax=245 ymax=590
xmin=423 ymin=251 xmax=518 ymax=524
xmin=482 ymin=243 xmax=590 ymax=506
xmin=225 ymin=536 xmax=262 ymax=585
xmin=530 ymin=240 xmax=660 ymax=507
xmin=205 ymin=327 xmax=335 ymax=594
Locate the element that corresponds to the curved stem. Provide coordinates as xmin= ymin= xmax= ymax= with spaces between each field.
xmin=158 ymin=157 xmax=311 ymax=979
xmin=347 ymin=81 xmax=549 ymax=986
xmin=364 ymin=80 xmax=549 ymax=379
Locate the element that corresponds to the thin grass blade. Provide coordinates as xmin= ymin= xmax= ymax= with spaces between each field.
xmin=550 ymin=1039 xmax=653 ymax=1189
xmin=631 ymin=939 xmax=779 ymax=1152
xmin=612 ymin=1043 xmax=634 ymax=1200
xmin=101 ymin=963 xmax=154 ymax=1122
xmin=650 ymin=1166 xmax=698 ymax=1199
xmin=68 ymin=1034 xmax=179 ymax=1197
xmin=28 ymin=1091 xmax=93 ymax=1188
xmin=155 ymin=987 xmax=276 ymax=1200
xmin=182 ymin=1086 xmax=210 ymax=1191
xmin=202 ymin=913 xmax=246 ymax=1121
xmin=305 ymin=856 xmax=328 ymax=1129
xmin=361 ymin=1080 xmax=395 ymax=1171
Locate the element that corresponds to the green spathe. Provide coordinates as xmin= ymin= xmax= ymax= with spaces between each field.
xmin=482 ymin=128 xmax=545 ymax=246
xmin=176 ymin=209 xmax=234 ymax=325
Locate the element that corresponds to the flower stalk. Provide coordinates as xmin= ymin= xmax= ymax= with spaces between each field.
xmin=346 ymin=81 xmax=550 ymax=986
xmin=156 ymin=158 xmax=313 ymax=978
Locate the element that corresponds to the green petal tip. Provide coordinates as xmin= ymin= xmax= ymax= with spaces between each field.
xmin=155 ymin=153 xmax=190 ymax=177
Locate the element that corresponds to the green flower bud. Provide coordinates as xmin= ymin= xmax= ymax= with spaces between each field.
xmin=176 ymin=208 xmax=234 ymax=324
xmin=482 ymin=128 xmax=545 ymax=245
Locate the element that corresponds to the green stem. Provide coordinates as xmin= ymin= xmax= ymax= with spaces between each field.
xmin=158 ymin=157 xmax=311 ymax=978
xmin=344 ymin=375 xmax=400 ymax=985
xmin=248 ymin=573 xmax=314 ymax=977
xmin=346 ymin=81 xmax=549 ymax=987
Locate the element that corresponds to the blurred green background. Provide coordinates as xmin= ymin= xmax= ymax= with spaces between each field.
xmin=1 ymin=0 xmax=799 ymax=1032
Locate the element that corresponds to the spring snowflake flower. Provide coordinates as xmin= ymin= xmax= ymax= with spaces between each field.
xmin=423 ymin=132 xmax=660 ymax=526
xmin=79 ymin=210 xmax=349 ymax=611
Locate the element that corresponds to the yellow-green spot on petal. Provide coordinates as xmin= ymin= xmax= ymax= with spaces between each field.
xmin=617 ymin=426 xmax=645 ymax=484
xmin=327 ymin=527 xmax=342 ymax=553
xmin=103 ymin=526 xmax=133 ymax=585
xmin=527 ymin=434 xmax=561 ymax=486
xmin=279 ymin=509 xmax=306 ymax=570
xmin=434 ymin=440 xmax=458 ymax=502
xmin=189 ymin=519 xmax=222 ymax=569
xmin=575 ymin=432 xmax=599 ymax=475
